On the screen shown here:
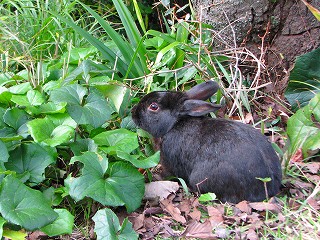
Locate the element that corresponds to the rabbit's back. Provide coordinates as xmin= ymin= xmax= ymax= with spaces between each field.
xmin=160 ymin=117 xmax=282 ymax=202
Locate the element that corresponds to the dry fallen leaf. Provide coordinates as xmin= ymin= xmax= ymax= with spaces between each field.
xmin=235 ymin=200 xmax=252 ymax=214
xmin=246 ymin=228 xmax=259 ymax=240
xmin=144 ymin=181 xmax=180 ymax=200
xmin=290 ymin=148 xmax=303 ymax=162
xmin=160 ymin=198 xmax=186 ymax=223
xmin=207 ymin=206 xmax=224 ymax=226
xmin=249 ymin=202 xmax=280 ymax=213
xmin=188 ymin=208 xmax=202 ymax=221
xmin=182 ymin=220 xmax=216 ymax=239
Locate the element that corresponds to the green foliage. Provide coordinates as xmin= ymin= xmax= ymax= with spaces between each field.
xmin=40 ymin=209 xmax=75 ymax=236
xmin=0 ymin=0 xmax=235 ymax=237
xmin=0 ymin=175 xmax=58 ymax=230
xmin=93 ymin=208 xmax=138 ymax=240
xmin=65 ymin=152 xmax=145 ymax=212
xmin=285 ymin=47 xmax=320 ymax=111
xmin=286 ymin=93 xmax=320 ymax=159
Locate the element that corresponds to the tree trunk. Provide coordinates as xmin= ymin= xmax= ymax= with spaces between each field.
xmin=191 ymin=0 xmax=320 ymax=93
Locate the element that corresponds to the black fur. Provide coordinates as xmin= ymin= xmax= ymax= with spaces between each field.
xmin=131 ymin=81 xmax=282 ymax=203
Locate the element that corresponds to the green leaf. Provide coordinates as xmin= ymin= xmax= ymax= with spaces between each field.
xmin=65 ymin=152 xmax=144 ymax=212
xmin=107 ymin=161 xmax=145 ymax=212
xmin=5 ymin=143 xmax=56 ymax=183
xmin=198 ymin=192 xmax=217 ymax=202
xmin=50 ymin=83 xmax=86 ymax=105
xmin=0 ymin=140 xmax=9 ymax=164
xmin=27 ymin=117 xmax=75 ymax=147
xmin=40 ymin=209 xmax=74 ymax=236
xmin=116 ymin=151 xmax=160 ymax=169
xmin=0 ymin=175 xmax=58 ymax=230
xmin=27 ymin=102 xmax=67 ymax=115
xmin=55 ymin=15 xmax=130 ymax=78
xmin=93 ymin=129 xmax=139 ymax=154
xmin=301 ymin=0 xmax=320 ymax=21
xmin=50 ymin=84 xmax=113 ymax=127
xmin=3 ymin=108 xmax=29 ymax=132
xmin=8 ymin=82 xmax=32 ymax=94
xmin=2 ymin=230 xmax=27 ymax=240
xmin=0 ymin=216 xmax=5 ymax=238
xmin=285 ymin=47 xmax=320 ymax=111
xmin=93 ymin=208 xmax=138 ymax=240
xmin=27 ymin=89 xmax=45 ymax=106
xmin=286 ymin=93 xmax=320 ymax=156
xmin=70 ymin=138 xmax=98 ymax=156
xmin=94 ymin=82 xmax=128 ymax=113
xmin=0 ymin=87 xmax=12 ymax=104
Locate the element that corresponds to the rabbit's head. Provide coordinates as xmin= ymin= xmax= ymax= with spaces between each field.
xmin=131 ymin=81 xmax=221 ymax=138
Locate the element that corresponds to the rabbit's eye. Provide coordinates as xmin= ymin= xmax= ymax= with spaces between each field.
xmin=148 ymin=102 xmax=159 ymax=111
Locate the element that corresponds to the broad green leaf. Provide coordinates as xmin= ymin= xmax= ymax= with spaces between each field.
xmin=3 ymin=108 xmax=29 ymax=131
xmin=107 ymin=161 xmax=145 ymax=212
xmin=93 ymin=208 xmax=138 ymax=240
xmin=0 ymin=175 xmax=58 ymax=230
xmin=65 ymin=152 xmax=144 ymax=212
xmin=94 ymin=82 xmax=128 ymax=112
xmin=63 ymin=60 xmax=113 ymax=86
xmin=65 ymin=152 xmax=123 ymax=206
xmin=26 ymin=89 xmax=45 ymax=106
xmin=47 ymin=113 xmax=77 ymax=128
xmin=116 ymin=151 xmax=160 ymax=169
xmin=3 ymin=108 xmax=29 ymax=138
xmin=10 ymin=94 xmax=30 ymax=107
xmin=50 ymin=84 xmax=113 ymax=127
xmin=5 ymin=143 xmax=56 ymax=183
xmin=0 ymin=87 xmax=12 ymax=104
xmin=8 ymin=82 xmax=32 ymax=94
xmin=93 ymin=128 xmax=139 ymax=154
xmin=0 ymin=141 xmax=9 ymax=163
xmin=50 ymin=83 xmax=87 ymax=105
xmin=285 ymin=47 xmax=320 ymax=111
xmin=198 ymin=192 xmax=217 ymax=202
xmin=70 ymin=138 xmax=98 ymax=156
xmin=27 ymin=117 xmax=75 ymax=147
xmin=43 ymin=187 xmax=64 ymax=206
xmin=309 ymin=92 xmax=320 ymax=121
xmin=287 ymin=93 xmax=320 ymax=155
xmin=40 ymin=209 xmax=74 ymax=236
xmin=2 ymin=230 xmax=27 ymax=240
xmin=27 ymin=102 xmax=67 ymax=115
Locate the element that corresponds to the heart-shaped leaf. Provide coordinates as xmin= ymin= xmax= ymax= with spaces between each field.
xmin=40 ymin=209 xmax=74 ymax=237
xmin=50 ymin=84 xmax=113 ymax=127
xmin=287 ymin=93 xmax=320 ymax=156
xmin=0 ymin=175 xmax=58 ymax=230
xmin=28 ymin=116 xmax=75 ymax=147
xmin=4 ymin=143 xmax=56 ymax=183
xmin=65 ymin=152 xmax=144 ymax=212
xmin=93 ymin=208 xmax=138 ymax=240
xmin=93 ymin=128 xmax=139 ymax=154
xmin=285 ymin=47 xmax=320 ymax=111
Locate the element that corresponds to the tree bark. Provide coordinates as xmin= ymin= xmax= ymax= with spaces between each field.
xmin=191 ymin=0 xmax=320 ymax=92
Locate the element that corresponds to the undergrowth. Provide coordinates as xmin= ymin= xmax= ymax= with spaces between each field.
xmin=0 ymin=0 xmax=319 ymax=239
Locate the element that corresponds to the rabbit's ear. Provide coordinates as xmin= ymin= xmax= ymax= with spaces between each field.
xmin=180 ymin=99 xmax=221 ymax=116
xmin=186 ymin=81 xmax=219 ymax=100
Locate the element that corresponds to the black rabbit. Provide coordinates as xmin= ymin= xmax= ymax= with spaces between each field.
xmin=131 ymin=81 xmax=282 ymax=203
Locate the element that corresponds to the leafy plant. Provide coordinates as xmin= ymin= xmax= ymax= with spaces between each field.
xmin=285 ymin=47 xmax=320 ymax=111
xmin=285 ymin=93 xmax=320 ymax=162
